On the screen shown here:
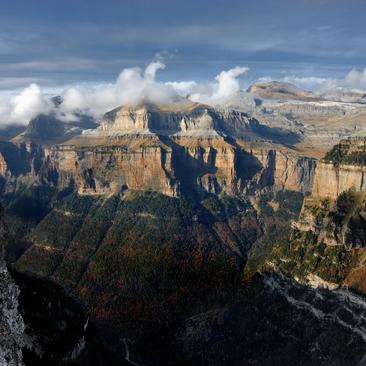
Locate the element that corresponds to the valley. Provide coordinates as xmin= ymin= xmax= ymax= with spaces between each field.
xmin=2 ymin=83 xmax=366 ymax=364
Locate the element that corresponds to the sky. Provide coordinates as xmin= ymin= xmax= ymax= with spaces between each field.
xmin=0 ymin=0 xmax=366 ymax=125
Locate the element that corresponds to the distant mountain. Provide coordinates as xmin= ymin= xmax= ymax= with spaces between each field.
xmin=12 ymin=112 xmax=98 ymax=145
xmin=247 ymin=81 xmax=316 ymax=101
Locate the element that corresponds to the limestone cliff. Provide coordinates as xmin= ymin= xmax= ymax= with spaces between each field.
xmin=36 ymin=135 xmax=314 ymax=197
xmin=312 ymin=161 xmax=366 ymax=199
xmin=312 ymin=137 xmax=366 ymax=199
xmin=0 ymin=102 xmax=314 ymax=198
xmin=48 ymin=135 xmax=178 ymax=196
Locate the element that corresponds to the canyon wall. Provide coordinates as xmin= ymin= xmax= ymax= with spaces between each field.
xmin=312 ymin=161 xmax=366 ymax=199
xmin=312 ymin=137 xmax=366 ymax=199
xmin=0 ymin=101 xmax=315 ymax=198
xmin=0 ymin=138 xmax=315 ymax=198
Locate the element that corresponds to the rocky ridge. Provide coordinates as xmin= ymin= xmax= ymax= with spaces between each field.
xmin=0 ymin=101 xmax=314 ymax=198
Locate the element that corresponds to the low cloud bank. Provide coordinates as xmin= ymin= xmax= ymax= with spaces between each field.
xmin=0 ymin=61 xmax=250 ymax=126
xmin=1 ymin=61 xmax=366 ymax=127
xmin=279 ymin=68 xmax=366 ymax=93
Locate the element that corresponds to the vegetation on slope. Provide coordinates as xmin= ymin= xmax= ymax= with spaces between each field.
xmin=324 ymin=138 xmax=366 ymax=165
xmin=268 ymin=189 xmax=366 ymax=287
xmin=6 ymin=188 xmax=262 ymax=344
xmin=244 ymin=190 xmax=304 ymax=276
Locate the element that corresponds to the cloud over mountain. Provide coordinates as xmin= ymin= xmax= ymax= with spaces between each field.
xmin=0 ymin=61 xmax=250 ymax=125
xmin=1 ymin=60 xmax=366 ymax=127
xmin=0 ymin=83 xmax=51 ymax=126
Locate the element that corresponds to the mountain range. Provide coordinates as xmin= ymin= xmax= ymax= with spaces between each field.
xmin=2 ymin=81 xmax=366 ymax=365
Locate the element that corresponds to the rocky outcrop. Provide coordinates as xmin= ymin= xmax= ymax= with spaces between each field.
xmin=88 ymin=101 xmax=302 ymax=143
xmin=248 ymin=147 xmax=315 ymax=193
xmin=0 ymin=206 xmax=25 ymax=366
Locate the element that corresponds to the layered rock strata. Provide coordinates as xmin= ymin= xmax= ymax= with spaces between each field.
xmin=0 ymin=102 xmax=315 ymax=197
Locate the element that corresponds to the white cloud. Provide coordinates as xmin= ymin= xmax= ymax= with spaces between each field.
xmin=213 ymin=66 xmax=250 ymax=99
xmin=344 ymin=68 xmax=366 ymax=87
xmin=60 ymin=64 xmax=250 ymax=118
xmin=144 ymin=61 xmax=166 ymax=81
xmin=282 ymin=76 xmax=338 ymax=92
xmin=189 ymin=66 xmax=250 ymax=104
xmin=282 ymin=68 xmax=366 ymax=93
xmin=59 ymin=61 xmax=179 ymax=119
xmin=3 ymin=60 xmax=366 ymax=129
xmin=165 ymin=81 xmax=197 ymax=94
xmin=0 ymin=83 xmax=51 ymax=126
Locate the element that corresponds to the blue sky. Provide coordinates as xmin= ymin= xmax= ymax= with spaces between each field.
xmin=0 ymin=0 xmax=365 ymax=90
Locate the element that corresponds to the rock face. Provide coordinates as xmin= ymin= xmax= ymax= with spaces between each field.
xmin=248 ymin=147 xmax=315 ymax=193
xmin=50 ymin=136 xmax=178 ymax=196
xmin=98 ymin=102 xmax=218 ymax=135
xmin=312 ymin=137 xmax=366 ymax=199
xmin=35 ymin=137 xmax=315 ymax=197
xmin=90 ymin=100 xmax=301 ymax=143
xmin=0 ymin=102 xmax=314 ymax=198
xmin=312 ymin=161 xmax=366 ymax=199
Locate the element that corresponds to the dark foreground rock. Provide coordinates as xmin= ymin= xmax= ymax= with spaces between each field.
xmin=11 ymin=270 xmax=124 ymax=366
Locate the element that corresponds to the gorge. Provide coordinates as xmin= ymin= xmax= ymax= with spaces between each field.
xmin=2 ymin=85 xmax=366 ymax=365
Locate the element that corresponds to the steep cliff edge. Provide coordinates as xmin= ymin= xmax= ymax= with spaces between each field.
xmin=311 ymin=137 xmax=366 ymax=199
xmin=0 ymin=102 xmax=314 ymax=198
xmin=41 ymin=136 xmax=314 ymax=197
xmin=265 ymin=137 xmax=366 ymax=294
